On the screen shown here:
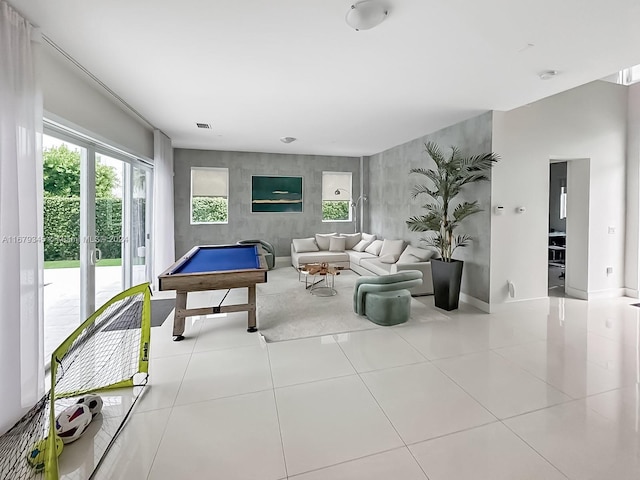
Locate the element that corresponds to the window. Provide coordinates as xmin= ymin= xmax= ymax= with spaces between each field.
xmin=191 ymin=167 xmax=229 ymax=224
xmin=322 ymin=172 xmax=352 ymax=221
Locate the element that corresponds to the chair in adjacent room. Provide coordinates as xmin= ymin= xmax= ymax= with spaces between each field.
xmin=353 ymin=270 xmax=423 ymax=326
xmin=237 ymin=239 xmax=276 ymax=270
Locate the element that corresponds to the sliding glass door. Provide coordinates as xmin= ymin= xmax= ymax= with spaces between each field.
xmin=94 ymin=153 xmax=124 ymax=308
xmin=131 ymin=165 xmax=151 ymax=286
xmin=42 ymin=135 xmax=84 ymax=358
xmin=42 ymin=130 xmax=152 ymax=360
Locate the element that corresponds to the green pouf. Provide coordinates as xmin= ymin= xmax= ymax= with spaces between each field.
xmin=364 ymin=289 xmax=412 ymax=326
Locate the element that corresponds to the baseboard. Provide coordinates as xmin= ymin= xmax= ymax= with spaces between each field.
xmin=585 ymin=288 xmax=626 ymax=300
xmin=625 ymin=288 xmax=639 ymax=298
xmin=489 ymin=296 xmax=550 ymax=313
xmin=499 ymin=295 xmax=550 ymax=306
xmin=459 ymin=293 xmax=491 ymax=313
xmin=564 ymin=286 xmax=588 ymax=299
xmin=276 ymin=256 xmax=292 ymax=268
xmin=564 ymin=286 xmax=625 ymax=300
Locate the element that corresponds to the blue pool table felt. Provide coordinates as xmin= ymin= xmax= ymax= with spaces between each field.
xmin=174 ymin=245 xmax=261 ymax=274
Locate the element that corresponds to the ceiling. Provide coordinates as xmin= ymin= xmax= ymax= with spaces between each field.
xmin=12 ymin=0 xmax=640 ymax=157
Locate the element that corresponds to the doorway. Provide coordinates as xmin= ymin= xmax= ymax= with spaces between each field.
xmin=547 ymin=158 xmax=590 ymax=299
xmin=548 ymin=162 xmax=567 ymax=296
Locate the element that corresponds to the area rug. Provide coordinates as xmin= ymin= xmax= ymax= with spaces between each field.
xmin=257 ymin=267 xmax=432 ymax=342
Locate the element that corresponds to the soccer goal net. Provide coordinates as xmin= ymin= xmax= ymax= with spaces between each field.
xmin=0 ymin=282 xmax=151 ymax=480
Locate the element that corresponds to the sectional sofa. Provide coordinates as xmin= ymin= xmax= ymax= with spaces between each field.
xmin=290 ymin=232 xmax=435 ymax=296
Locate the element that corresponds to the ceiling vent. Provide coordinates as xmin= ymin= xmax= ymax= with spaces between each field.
xmin=196 ymin=123 xmax=211 ymax=129
xmin=538 ymin=70 xmax=558 ymax=80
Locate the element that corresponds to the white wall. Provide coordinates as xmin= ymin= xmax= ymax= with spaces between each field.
xmin=39 ymin=42 xmax=153 ymax=159
xmin=565 ymin=159 xmax=590 ymax=298
xmin=625 ymin=83 xmax=640 ymax=297
xmin=491 ymin=81 xmax=628 ymax=304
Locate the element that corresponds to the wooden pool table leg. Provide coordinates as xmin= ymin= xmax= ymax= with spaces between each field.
xmin=173 ymin=291 xmax=187 ymax=341
xmin=247 ymin=285 xmax=257 ymax=332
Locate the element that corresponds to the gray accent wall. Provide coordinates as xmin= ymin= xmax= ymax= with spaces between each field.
xmin=368 ymin=112 xmax=494 ymax=303
xmin=173 ymin=149 xmax=361 ymax=258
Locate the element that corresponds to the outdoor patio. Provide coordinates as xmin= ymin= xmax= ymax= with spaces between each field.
xmin=43 ymin=266 xmax=138 ymax=359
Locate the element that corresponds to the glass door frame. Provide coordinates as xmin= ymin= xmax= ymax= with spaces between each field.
xmin=44 ymin=122 xmax=153 ymax=321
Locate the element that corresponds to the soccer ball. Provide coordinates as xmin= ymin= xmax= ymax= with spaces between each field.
xmin=26 ymin=436 xmax=63 ymax=471
xmin=76 ymin=394 xmax=103 ymax=418
xmin=55 ymin=404 xmax=92 ymax=444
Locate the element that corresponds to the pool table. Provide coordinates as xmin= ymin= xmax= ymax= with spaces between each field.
xmin=158 ymin=244 xmax=268 ymax=341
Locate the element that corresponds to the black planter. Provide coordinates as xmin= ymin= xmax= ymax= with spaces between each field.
xmin=431 ymin=258 xmax=464 ymax=311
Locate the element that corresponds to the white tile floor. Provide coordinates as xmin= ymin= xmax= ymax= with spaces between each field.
xmin=64 ymin=271 xmax=640 ymax=480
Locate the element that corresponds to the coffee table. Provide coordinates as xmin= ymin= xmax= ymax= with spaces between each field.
xmin=298 ymin=263 xmax=344 ymax=296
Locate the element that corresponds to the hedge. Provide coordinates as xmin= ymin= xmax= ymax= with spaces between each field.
xmin=322 ymin=201 xmax=350 ymax=221
xmin=192 ymin=197 xmax=228 ymax=223
xmin=43 ymin=197 xmax=145 ymax=261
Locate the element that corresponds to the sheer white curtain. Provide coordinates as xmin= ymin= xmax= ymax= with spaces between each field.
xmin=0 ymin=1 xmax=44 ymax=434
xmin=153 ymin=130 xmax=175 ymax=288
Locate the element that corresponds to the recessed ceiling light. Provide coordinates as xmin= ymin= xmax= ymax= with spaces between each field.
xmin=538 ymin=70 xmax=558 ymax=80
xmin=346 ymin=1 xmax=388 ymax=31
xmin=196 ymin=123 xmax=211 ymax=129
xmin=280 ymin=136 xmax=297 ymax=144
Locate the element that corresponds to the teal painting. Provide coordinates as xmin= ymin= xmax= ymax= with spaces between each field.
xmin=251 ymin=176 xmax=303 ymax=213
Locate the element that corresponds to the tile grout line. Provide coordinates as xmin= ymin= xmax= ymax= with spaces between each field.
xmin=499 ymin=419 xmax=571 ymax=480
xmin=143 ymin=346 xmax=195 ymax=480
xmin=426 ymin=355 xmax=501 ymax=420
xmin=143 ymin=407 xmax=176 ymax=480
xmin=285 ymin=446 xmax=423 ymax=480
xmin=427 ymin=347 xmax=615 ymax=479
xmin=387 ymin=326 xmax=433 ymax=362
xmin=489 ymin=346 xmax=585 ymax=402
xmin=265 ymin=339 xmax=290 ymax=480
xmin=332 ymin=335 xmax=432 ymax=480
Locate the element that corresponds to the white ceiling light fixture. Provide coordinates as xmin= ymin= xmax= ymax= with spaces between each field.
xmin=345 ymin=1 xmax=388 ymax=31
xmin=538 ymin=70 xmax=558 ymax=80
xmin=280 ymin=136 xmax=297 ymax=144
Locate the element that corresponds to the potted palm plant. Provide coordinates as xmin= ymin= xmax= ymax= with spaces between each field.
xmin=406 ymin=141 xmax=499 ymax=310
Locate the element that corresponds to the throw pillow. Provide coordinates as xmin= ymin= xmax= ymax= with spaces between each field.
xmin=398 ymin=245 xmax=434 ymax=263
xmin=361 ymin=232 xmax=376 ymax=243
xmin=292 ymin=238 xmax=319 ymax=253
xmin=380 ymin=239 xmax=405 ymax=261
xmin=397 ymin=251 xmax=419 ymax=263
xmin=339 ymin=233 xmax=362 ymax=250
xmin=379 ymin=254 xmax=397 ymax=264
xmin=352 ymin=238 xmax=372 ymax=252
xmin=315 ymin=233 xmax=336 ymax=251
xmin=364 ymin=239 xmax=383 ymax=256
xmin=329 ymin=236 xmax=346 ymax=252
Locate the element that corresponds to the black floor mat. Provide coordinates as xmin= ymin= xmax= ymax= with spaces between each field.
xmin=150 ymin=299 xmax=175 ymax=327
xmin=103 ymin=298 xmax=175 ymax=331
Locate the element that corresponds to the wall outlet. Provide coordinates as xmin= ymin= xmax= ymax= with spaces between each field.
xmin=608 ymin=227 xmax=615 ymax=234
xmin=606 ymin=267 xmax=613 ymax=275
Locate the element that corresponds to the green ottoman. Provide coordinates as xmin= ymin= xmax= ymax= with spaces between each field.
xmin=364 ymin=289 xmax=412 ymax=326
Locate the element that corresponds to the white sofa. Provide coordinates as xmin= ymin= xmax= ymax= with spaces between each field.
xmin=291 ymin=232 xmax=435 ymax=296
